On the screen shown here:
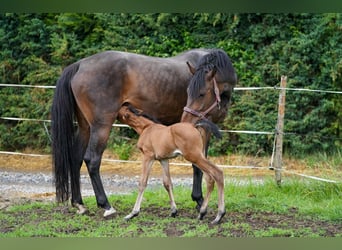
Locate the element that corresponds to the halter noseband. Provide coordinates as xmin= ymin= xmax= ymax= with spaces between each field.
xmin=183 ymin=77 xmax=221 ymax=119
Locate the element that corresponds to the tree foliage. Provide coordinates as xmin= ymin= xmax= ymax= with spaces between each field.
xmin=0 ymin=13 xmax=341 ymax=156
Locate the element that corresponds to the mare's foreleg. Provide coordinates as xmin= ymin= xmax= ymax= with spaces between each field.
xmin=160 ymin=159 xmax=177 ymax=217
xmin=86 ymin=124 xmax=116 ymax=218
xmin=191 ymin=164 xmax=203 ymax=210
xmin=191 ymin=136 xmax=210 ymax=210
xmin=125 ymin=156 xmax=154 ymax=220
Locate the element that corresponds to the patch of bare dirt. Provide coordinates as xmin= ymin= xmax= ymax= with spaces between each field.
xmin=1 ymin=197 xmax=341 ymax=237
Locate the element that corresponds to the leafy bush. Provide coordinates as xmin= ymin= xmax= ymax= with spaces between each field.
xmin=0 ymin=13 xmax=341 ymax=157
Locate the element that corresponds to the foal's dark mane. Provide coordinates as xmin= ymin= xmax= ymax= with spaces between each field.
xmin=124 ymin=103 xmax=161 ymax=124
xmin=195 ymin=119 xmax=222 ymax=140
xmin=187 ymin=49 xmax=237 ymax=99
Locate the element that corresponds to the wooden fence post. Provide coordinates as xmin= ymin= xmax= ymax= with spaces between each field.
xmin=274 ymin=76 xmax=287 ymax=185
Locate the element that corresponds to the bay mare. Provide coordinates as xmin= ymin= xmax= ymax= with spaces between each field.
xmin=51 ymin=48 xmax=237 ymax=217
xmin=118 ymin=103 xmax=225 ymax=224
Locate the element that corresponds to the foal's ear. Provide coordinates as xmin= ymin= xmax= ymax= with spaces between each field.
xmin=186 ymin=61 xmax=196 ymax=75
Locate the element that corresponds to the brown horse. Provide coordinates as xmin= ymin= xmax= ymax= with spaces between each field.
xmin=51 ymin=49 xmax=237 ymax=218
xmin=118 ymin=103 xmax=225 ymax=224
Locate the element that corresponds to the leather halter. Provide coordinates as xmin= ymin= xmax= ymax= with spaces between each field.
xmin=183 ymin=77 xmax=221 ymax=119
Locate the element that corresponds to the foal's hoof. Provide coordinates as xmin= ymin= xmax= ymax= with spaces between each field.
xmin=198 ymin=210 xmax=207 ymax=221
xmin=103 ymin=207 xmax=116 ymax=219
xmin=170 ymin=208 xmax=178 ymax=218
xmin=211 ymin=210 xmax=226 ymax=225
xmin=124 ymin=211 xmax=139 ymax=221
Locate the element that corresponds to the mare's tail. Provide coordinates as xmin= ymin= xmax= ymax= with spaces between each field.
xmin=51 ymin=62 xmax=80 ymax=202
xmin=195 ymin=119 xmax=222 ymax=140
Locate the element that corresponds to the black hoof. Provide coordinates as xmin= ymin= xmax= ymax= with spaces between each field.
xmin=211 ymin=210 xmax=226 ymax=225
xmin=192 ymin=196 xmax=204 ymax=212
xmin=170 ymin=209 xmax=178 ymax=218
xmin=198 ymin=210 xmax=207 ymax=220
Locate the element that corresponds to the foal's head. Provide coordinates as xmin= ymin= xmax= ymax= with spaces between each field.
xmin=118 ymin=103 xmax=159 ymax=134
xmin=181 ymin=49 xmax=237 ymax=124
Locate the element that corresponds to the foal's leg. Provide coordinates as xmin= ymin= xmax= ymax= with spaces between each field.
xmin=160 ymin=159 xmax=177 ymax=217
xmin=211 ymin=169 xmax=226 ymax=225
xmin=125 ymin=156 xmax=154 ymax=220
xmin=198 ymin=172 xmax=214 ymax=220
xmin=86 ymin=123 xmax=116 ymax=218
xmin=193 ymin=157 xmax=226 ymax=224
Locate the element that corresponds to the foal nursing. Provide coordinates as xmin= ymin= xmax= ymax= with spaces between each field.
xmin=118 ymin=103 xmax=226 ymax=224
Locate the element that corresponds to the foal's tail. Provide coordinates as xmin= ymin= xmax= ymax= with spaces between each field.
xmin=51 ymin=62 xmax=80 ymax=202
xmin=195 ymin=119 xmax=222 ymax=140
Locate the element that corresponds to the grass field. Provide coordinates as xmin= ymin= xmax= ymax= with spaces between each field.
xmin=1 ymin=177 xmax=341 ymax=237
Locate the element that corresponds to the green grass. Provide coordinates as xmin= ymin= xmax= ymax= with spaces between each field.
xmin=1 ymin=178 xmax=341 ymax=237
xmin=227 ymin=178 xmax=342 ymax=220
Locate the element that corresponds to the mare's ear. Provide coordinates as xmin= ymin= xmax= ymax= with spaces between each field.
xmin=211 ymin=66 xmax=217 ymax=77
xmin=186 ymin=61 xmax=196 ymax=75
xmin=209 ymin=66 xmax=217 ymax=80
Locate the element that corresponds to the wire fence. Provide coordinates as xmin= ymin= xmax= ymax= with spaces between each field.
xmin=1 ymin=82 xmax=341 ymax=184
xmin=2 ymin=82 xmax=342 ymax=94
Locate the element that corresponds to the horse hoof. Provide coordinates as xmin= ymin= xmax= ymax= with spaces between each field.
xmin=211 ymin=210 xmax=226 ymax=225
xmin=195 ymin=200 xmax=203 ymax=212
xmin=170 ymin=209 xmax=178 ymax=218
xmin=211 ymin=217 xmax=222 ymax=225
xmin=198 ymin=210 xmax=207 ymax=220
xmin=124 ymin=211 xmax=139 ymax=221
xmin=103 ymin=207 xmax=116 ymax=218
xmin=75 ymin=204 xmax=87 ymax=215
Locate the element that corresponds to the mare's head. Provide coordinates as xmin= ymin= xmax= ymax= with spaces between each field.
xmin=181 ymin=49 xmax=237 ymax=124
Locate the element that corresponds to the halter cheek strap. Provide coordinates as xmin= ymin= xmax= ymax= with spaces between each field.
xmin=183 ymin=78 xmax=221 ymax=119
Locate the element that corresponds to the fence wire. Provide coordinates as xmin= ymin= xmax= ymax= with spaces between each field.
xmin=1 ymin=82 xmax=341 ymax=184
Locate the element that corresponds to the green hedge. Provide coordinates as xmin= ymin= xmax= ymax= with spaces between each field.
xmin=0 ymin=13 xmax=341 ymax=156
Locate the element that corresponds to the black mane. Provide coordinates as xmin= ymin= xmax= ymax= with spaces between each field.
xmin=195 ymin=119 xmax=222 ymax=140
xmin=187 ymin=49 xmax=237 ymax=99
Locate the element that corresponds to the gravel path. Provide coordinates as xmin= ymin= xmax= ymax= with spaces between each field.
xmin=0 ymin=170 xmax=194 ymax=200
xmin=0 ymin=170 xmax=264 ymax=203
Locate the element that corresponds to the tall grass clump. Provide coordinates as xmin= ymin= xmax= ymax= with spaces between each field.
xmin=225 ymin=177 xmax=342 ymax=221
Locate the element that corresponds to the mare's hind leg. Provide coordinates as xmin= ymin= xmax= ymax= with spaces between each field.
xmin=160 ymin=159 xmax=177 ymax=217
xmin=71 ymin=113 xmax=90 ymax=215
xmin=86 ymin=123 xmax=116 ymax=218
xmin=191 ymin=164 xmax=203 ymax=211
xmin=125 ymin=156 xmax=154 ymax=220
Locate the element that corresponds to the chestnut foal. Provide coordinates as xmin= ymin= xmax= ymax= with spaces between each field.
xmin=117 ymin=103 xmax=226 ymax=224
